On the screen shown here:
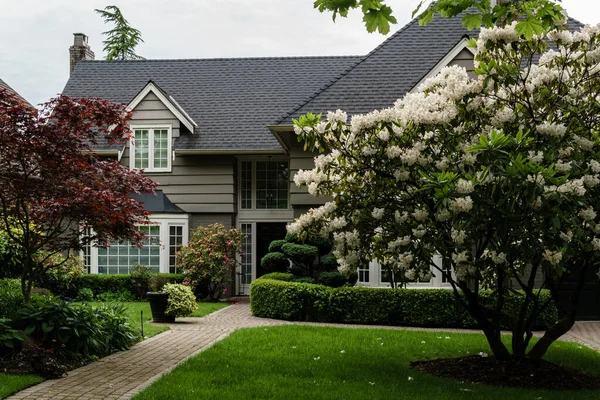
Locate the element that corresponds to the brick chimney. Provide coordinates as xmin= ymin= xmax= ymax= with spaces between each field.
xmin=69 ymin=33 xmax=95 ymax=75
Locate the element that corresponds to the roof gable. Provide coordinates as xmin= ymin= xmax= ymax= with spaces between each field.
xmin=128 ymin=81 xmax=197 ymax=133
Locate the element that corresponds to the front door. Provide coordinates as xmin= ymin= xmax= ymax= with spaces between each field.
xmin=559 ymin=266 xmax=600 ymax=320
xmin=256 ymin=222 xmax=288 ymax=279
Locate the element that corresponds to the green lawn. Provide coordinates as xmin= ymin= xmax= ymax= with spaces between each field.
xmin=90 ymin=301 xmax=229 ymax=339
xmin=0 ymin=301 xmax=228 ymax=399
xmin=134 ymin=325 xmax=600 ymax=400
xmin=0 ymin=374 xmax=43 ymax=399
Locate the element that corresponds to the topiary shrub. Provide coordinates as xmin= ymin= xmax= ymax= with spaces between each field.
xmin=260 ymin=252 xmax=289 ymax=273
xmin=317 ymin=271 xmax=347 ymax=288
xmin=130 ymin=264 xmax=153 ymax=300
xmin=258 ymin=272 xmax=294 ymax=282
xmin=268 ymin=240 xmax=288 ymax=253
xmin=162 ymin=283 xmax=198 ymax=318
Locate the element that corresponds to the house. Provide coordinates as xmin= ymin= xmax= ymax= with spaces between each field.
xmin=0 ymin=78 xmax=32 ymax=108
xmin=63 ymin=15 xmax=597 ymax=318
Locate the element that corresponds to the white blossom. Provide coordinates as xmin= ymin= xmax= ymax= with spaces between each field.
xmin=451 ymin=229 xmax=467 ymax=245
xmin=372 ymin=208 xmax=385 ymax=220
xmin=579 ymin=207 xmax=597 ymax=221
xmin=543 ymin=249 xmax=562 ymax=266
xmin=450 ymin=197 xmax=474 ymax=214
xmin=536 ymin=122 xmax=567 ymax=137
xmin=456 ymin=179 xmax=474 ymax=194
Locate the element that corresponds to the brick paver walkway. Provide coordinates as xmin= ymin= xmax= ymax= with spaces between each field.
xmin=8 ymin=304 xmax=600 ymax=400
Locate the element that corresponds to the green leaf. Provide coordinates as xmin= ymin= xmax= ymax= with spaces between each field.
xmin=363 ymin=5 xmax=397 ymax=34
xmin=462 ymin=14 xmax=482 ymax=30
xmin=516 ymin=17 xmax=544 ymax=39
xmin=24 ymin=325 xmax=35 ymax=336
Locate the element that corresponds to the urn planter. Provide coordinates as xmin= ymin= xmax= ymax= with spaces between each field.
xmin=147 ymin=292 xmax=175 ymax=323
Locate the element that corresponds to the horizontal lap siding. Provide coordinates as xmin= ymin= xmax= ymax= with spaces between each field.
xmin=449 ymin=48 xmax=475 ymax=76
xmin=124 ymin=92 xmax=236 ymax=214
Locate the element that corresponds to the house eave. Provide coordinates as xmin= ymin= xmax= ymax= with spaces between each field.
xmin=268 ymin=125 xmax=295 ymax=153
xmin=173 ymin=149 xmax=286 ymax=155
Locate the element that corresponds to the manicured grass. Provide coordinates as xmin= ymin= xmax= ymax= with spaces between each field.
xmin=134 ymin=326 xmax=600 ymax=400
xmin=0 ymin=374 xmax=43 ymax=399
xmin=89 ymin=302 xmax=229 ymax=338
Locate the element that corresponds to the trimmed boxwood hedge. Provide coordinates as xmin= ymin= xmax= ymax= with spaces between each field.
xmin=40 ymin=273 xmax=185 ymax=299
xmin=250 ymin=278 xmax=559 ymax=330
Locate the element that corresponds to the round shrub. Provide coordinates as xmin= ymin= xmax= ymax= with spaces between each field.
xmin=321 ymin=254 xmax=339 ymax=270
xmin=261 ymin=252 xmax=289 ymax=273
xmin=162 ymin=283 xmax=198 ymax=318
xmin=258 ymin=272 xmax=294 ymax=282
xmin=268 ymin=240 xmax=287 ymax=253
xmin=317 ymin=271 xmax=347 ymax=288
xmin=308 ymin=236 xmax=332 ymax=255
xmin=281 ymin=243 xmax=318 ymax=265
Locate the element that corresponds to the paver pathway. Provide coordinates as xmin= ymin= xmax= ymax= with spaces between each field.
xmin=8 ymin=304 xmax=600 ymax=400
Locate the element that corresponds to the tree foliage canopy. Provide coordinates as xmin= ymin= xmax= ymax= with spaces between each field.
xmin=0 ymin=89 xmax=157 ymax=301
xmin=95 ymin=5 xmax=145 ymax=60
xmin=314 ymin=0 xmax=566 ymax=36
xmin=292 ymin=9 xmax=600 ymax=360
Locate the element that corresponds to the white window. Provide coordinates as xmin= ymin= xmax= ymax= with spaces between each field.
xmin=87 ymin=215 xmax=188 ymax=274
xmin=240 ymin=160 xmax=289 ymax=210
xmin=130 ymin=125 xmax=172 ymax=172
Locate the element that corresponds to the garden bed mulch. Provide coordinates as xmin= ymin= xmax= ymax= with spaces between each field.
xmin=410 ymin=355 xmax=600 ymax=391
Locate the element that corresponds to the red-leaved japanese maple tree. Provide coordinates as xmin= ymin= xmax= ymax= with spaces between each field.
xmin=0 ymin=89 xmax=157 ymax=302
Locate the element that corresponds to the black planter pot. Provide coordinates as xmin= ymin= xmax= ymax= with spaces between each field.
xmin=147 ymin=292 xmax=175 ymax=323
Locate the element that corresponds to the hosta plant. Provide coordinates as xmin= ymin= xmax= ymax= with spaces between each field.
xmin=162 ymin=283 xmax=197 ymax=318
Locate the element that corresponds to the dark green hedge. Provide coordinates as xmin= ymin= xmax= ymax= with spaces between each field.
xmin=40 ymin=273 xmax=185 ymax=299
xmin=250 ymin=279 xmax=559 ymax=330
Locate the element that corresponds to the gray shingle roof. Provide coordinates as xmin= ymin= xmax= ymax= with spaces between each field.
xmin=63 ymin=56 xmax=361 ymax=151
xmin=277 ymin=15 xmax=584 ymax=124
xmin=0 ymin=78 xmax=31 ymax=107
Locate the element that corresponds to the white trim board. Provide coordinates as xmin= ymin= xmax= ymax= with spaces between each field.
xmin=127 ymin=82 xmax=198 ymax=133
xmin=410 ymin=38 xmax=477 ymax=93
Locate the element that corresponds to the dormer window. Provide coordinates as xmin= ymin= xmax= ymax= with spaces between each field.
xmin=130 ymin=125 xmax=172 ymax=172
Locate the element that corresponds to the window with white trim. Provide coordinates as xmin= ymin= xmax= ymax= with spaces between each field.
xmin=87 ymin=215 xmax=188 ymax=274
xmin=130 ymin=126 xmax=172 ymax=172
xmin=240 ymin=160 xmax=289 ymax=210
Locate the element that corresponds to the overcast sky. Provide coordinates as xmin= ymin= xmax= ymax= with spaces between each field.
xmin=1 ymin=0 xmax=598 ymax=106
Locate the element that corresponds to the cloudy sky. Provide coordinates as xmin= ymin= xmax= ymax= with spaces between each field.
xmin=1 ymin=0 xmax=598 ymax=106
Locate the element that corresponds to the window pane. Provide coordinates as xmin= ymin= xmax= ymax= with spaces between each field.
xmin=153 ymin=129 xmax=169 ymax=169
xmin=241 ymin=161 xmax=253 ymax=209
xmin=255 ymin=161 xmax=288 ymax=209
xmin=97 ymin=225 xmax=161 ymax=274
xmin=169 ymin=225 xmax=184 ymax=274
xmin=134 ymin=130 xmax=149 ymax=169
xmin=241 ymin=224 xmax=252 ymax=284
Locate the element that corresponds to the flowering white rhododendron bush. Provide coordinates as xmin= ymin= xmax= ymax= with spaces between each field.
xmin=291 ymin=15 xmax=600 ymax=360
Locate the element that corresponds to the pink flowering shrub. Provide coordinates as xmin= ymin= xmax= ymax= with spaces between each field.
xmin=176 ymin=223 xmax=242 ymax=300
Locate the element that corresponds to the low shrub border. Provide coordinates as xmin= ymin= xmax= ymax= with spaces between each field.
xmin=39 ymin=273 xmax=185 ymax=299
xmin=250 ymin=278 xmax=559 ymax=330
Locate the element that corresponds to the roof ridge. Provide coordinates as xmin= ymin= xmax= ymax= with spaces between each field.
xmin=273 ymin=17 xmax=421 ymax=125
xmin=77 ymin=55 xmax=362 ymax=63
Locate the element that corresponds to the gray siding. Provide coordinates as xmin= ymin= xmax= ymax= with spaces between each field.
xmin=289 ymin=139 xmax=332 ymax=207
xmin=449 ymin=48 xmax=475 ymax=75
xmin=123 ymin=92 xmax=236 ymax=214
xmin=191 ymin=213 xmax=236 ymax=230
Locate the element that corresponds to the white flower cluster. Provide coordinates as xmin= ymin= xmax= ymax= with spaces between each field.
xmin=372 ymin=208 xmax=385 ymax=220
xmin=451 ymin=229 xmax=467 ymax=245
xmin=536 ymin=122 xmax=567 ymax=137
xmin=592 ymin=238 xmax=600 ymax=251
xmin=412 ymin=208 xmax=429 ymax=221
xmin=579 ymin=207 xmax=597 ymax=221
xmin=396 ymin=252 xmax=414 ymax=270
xmin=286 ymin=202 xmax=337 ymax=236
xmin=477 ymin=21 xmax=520 ymax=52
xmin=456 ymin=179 xmax=474 ymax=194
xmin=294 ymin=169 xmax=327 ymax=188
xmin=450 ymin=197 xmax=474 ymax=214
xmin=483 ymin=250 xmax=507 ymax=265
xmin=388 ymin=235 xmax=411 ymax=251
xmin=528 ymin=151 xmax=544 ymax=164
xmin=543 ymin=249 xmax=562 ymax=266
xmin=554 ymin=179 xmax=586 ymax=196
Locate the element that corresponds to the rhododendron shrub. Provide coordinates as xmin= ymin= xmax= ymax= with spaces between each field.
xmin=176 ymin=223 xmax=242 ymax=300
xmin=0 ymin=91 xmax=157 ymax=302
xmin=292 ymin=16 xmax=600 ymax=360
